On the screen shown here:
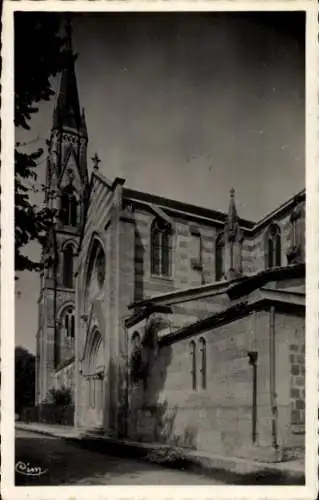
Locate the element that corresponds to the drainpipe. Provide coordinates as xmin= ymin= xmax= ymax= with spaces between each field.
xmin=269 ymin=305 xmax=280 ymax=460
xmin=122 ymin=318 xmax=130 ymax=439
xmin=125 ymin=325 xmax=130 ymax=439
xmin=248 ymin=351 xmax=258 ymax=443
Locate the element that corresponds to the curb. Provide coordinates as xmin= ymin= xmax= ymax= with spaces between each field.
xmin=76 ymin=435 xmax=305 ymax=485
xmin=16 ymin=423 xmax=80 ymax=440
xmin=16 ymin=424 xmax=305 ymax=485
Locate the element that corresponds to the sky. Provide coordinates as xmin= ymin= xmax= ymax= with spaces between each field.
xmin=15 ymin=11 xmax=305 ymax=354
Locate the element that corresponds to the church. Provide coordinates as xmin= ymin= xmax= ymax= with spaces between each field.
xmin=36 ymin=31 xmax=305 ymax=463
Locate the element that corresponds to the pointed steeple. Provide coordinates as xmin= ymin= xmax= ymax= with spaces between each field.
xmin=227 ymin=188 xmax=238 ymax=231
xmin=224 ymin=188 xmax=243 ymax=279
xmin=53 ymin=18 xmax=81 ymax=131
xmin=80 ymin=108 xmax=88 ymax=139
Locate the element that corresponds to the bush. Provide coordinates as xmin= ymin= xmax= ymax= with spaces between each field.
xmin=146 ymin=446 xmax=189 ymax=469
xmin=47 ymin=386 xmax=73 ymax=406
xmin=21 ymin=404 xmax=74 ymax=425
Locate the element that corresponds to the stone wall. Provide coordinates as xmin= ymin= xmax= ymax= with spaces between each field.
xmin=289 ymin=325 xmax=305 ymax=436
xmin=129 ymin=314 xmax=257 ymax=457
xmin=290 ymin=342 xmax=305 ymax=432
xmin=128 ymin=305 xmax=305 ymax=460
xmin=241 ymin=213 xmax=293 ymax=276
xmin=273 ymin=311 xmax=305 ymax=454
xmin=132 ymin=204 xmax=302 ymax=306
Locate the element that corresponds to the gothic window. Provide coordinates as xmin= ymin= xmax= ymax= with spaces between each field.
xmin=60 ymin=186 xmax=78 ymax=227
xmin=84 ymin=238 xmax=106 ymax=309
xmin=266 ymin=224 xmax=281 ymax=269
xmin=96 ymin=247 xmax=106 ymax=289
xmin=190 ymin=340 xmax=197 ymax=391
xmin=63 ymin=244 xmax=74 ymax=288
xmin=287 ymin=204 xmax=305 ymax=264
xmin=63 ymin=307 xmax=75 ymax=338
xmin=291 ymin=205 xmax=304 ymax=248
xmin=151 ymin=219 xmax=172 ymax=278
xmin=54 ymin=305 xmax=75 ymax=368
xmin=199 ymin=337 xmax=207 ymax=390
xmin=215 ymin=233 xmax=225 ymax=282
xmin=190 ymin=226 xmax=202 ymax=269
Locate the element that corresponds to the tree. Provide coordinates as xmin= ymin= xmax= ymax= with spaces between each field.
xmin=15 ymin=346 xmax=35 ymax=418
xmin=15 ymin=12 xmax=69 ymax=272
xmin=47 ymin=386 xmax=73 ymax=406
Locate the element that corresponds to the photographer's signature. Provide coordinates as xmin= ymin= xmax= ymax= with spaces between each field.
xmin=15 ymin=461 xmax=48 ymax=476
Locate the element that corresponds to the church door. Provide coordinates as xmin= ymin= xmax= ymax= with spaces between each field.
xmin=87 ymin=329 xmax=105 ymax=428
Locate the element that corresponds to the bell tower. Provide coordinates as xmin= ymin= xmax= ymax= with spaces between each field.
xmin=36 ymin=19 xmax=88 ymax=404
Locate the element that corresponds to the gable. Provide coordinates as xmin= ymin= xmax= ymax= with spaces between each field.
xmin=59 ymin=147 xmax=82 ymax=191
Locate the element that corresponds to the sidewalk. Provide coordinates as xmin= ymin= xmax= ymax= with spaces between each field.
xmin=16 ymin=422 xmax=305 ymax=484
xmin=16 ymin=421 xmax=81 ymax=439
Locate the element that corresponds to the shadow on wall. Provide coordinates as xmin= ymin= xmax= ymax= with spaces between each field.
xmin=100 ymin=356 xmax=128 ymax=438
xmin=129 ymin=318 xmax=198 ymax=449
xmin=134 ymin=227 xmax=145 ymax=302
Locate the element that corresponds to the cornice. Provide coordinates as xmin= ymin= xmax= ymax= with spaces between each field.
xmin=128 ymin=278 xmax=237 ymax=310
xmin=159 ymin=289 xmax=305 ymax=347
xmin=129 ymin=264 xmax=304 ymax=313
xmin=122 ymin=187 xmax=305 ymax=236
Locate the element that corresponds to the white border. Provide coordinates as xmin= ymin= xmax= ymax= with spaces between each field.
xmin=1 ymin=1 xmax=318 ymax=499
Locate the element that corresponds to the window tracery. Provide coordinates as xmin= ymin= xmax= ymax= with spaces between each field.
xmin=287 ymin=203 xmax=305 ymax=264
xmin=60 ymin=183 xmax=78 ymax=227
xmin=215 ymin=232 xmax=225 ymax=282
xmin=265 ymin=224 xmax=281 ymax=269
xmin=151 ymin=219 xmax=172 ymax=278
xmin=63 ymin=243 xmax=74 ymax=288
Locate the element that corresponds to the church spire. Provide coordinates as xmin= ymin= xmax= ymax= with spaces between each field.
xmin=227 ymin=187 xmax=238 ymax=231
xmin=53 ymin=18 xmax=82 ymax=131
xmin=80 ymin=108 xmax=88 ymax=139
xmin=224 ymin=187 xmax=243 ymax=279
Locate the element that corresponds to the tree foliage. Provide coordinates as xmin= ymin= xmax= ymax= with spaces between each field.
xmin=15 ymin=346 xmax=35 ymax=417
xmin=15 ymin=13 xmax=68 ymax=272
xmin=48 ymin=386 xmax=73 ymax=406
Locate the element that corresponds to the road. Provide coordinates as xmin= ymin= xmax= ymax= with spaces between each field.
xmin=15 ymin=428 xmax=225 ymax=485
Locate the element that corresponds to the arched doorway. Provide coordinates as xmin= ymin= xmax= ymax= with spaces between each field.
xmin=85 ymin=329 xmax=105 ymax=427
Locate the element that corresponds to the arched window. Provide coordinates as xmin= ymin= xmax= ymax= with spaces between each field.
xmin=266 ymin=224 xmax=281 ymax=269
xmin=215 ymin=233 xmax=225 ymax=282
xmin=151 ymin=219 xmax=172 ymax=278
xmin=288 ymin=203 xmax=305 ymax=264
xmin=60 ymin=186 xmax=78 ymax=227
xmin=96 ymin=247 xmax=106 ymax=288
xmin=84 ymin=237 xmax=106 ymax=310
xmin=190 ymin=340 xmax=197 ymax=391
xmin=55 ymin=305 xmax=75 ymax=368
xmin=63 ymin=244 xmax=74 ymax=288
xmin=199 ymin=337 xmax=207 ymax=390
xmin=54 ymin=329 xmax=61 ymax=368
xmin=63 ymin=307 xmax=75 ymax=338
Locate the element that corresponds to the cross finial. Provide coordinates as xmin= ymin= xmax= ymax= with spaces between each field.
xmin=64 ymin=14 xmax=73 ymax=54
xmin=65 ymin=14 xmax=72 ymax=39
xmin=91 ymin=153 xmax=101 ymax=171
xmin=230 ymin=187 xmax=235 ymax=198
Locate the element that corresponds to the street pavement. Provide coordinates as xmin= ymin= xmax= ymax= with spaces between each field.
xmin=15 ymin=428 xmax=225 ymax=485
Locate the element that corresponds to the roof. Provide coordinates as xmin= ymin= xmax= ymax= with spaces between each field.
xmin=129 ymin=262 xmax=305 ymax=311
xmin=123 ymin=187 xmax=305 ymax=233
xmin=123 ymin=188 xmax=255 ymax=229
